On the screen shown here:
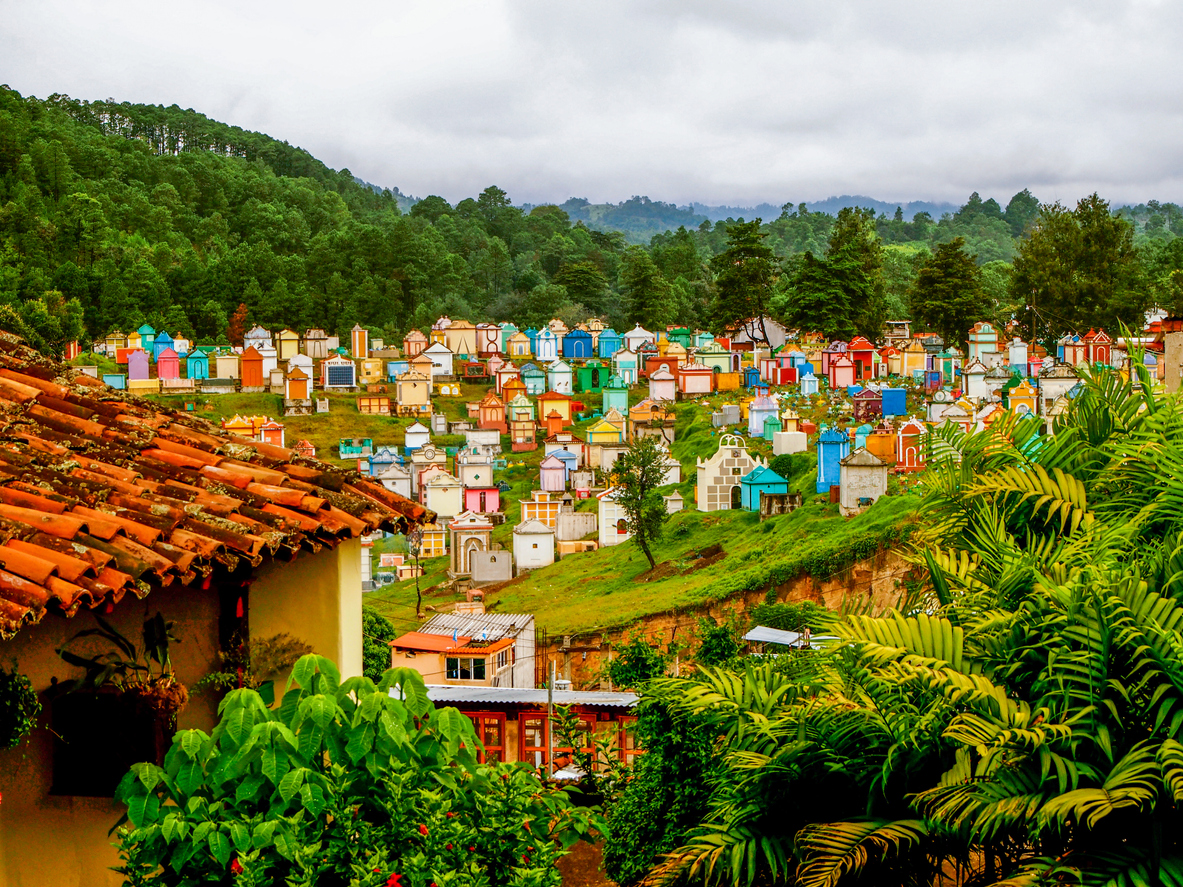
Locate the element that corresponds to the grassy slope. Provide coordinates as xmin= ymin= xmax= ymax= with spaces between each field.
xmin=139 ymin=380 xmax=924 ymax=637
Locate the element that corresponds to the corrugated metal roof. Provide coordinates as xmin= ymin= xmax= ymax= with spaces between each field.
xmin=0 ymin=332 xmax=435 ymax=639
xmin=745 ymin=626 xmax=804 ymax=645
xmin=420 ymin=612 xmax=533 ymax=642
xmin=416 ymin=685 xmax=638 ymax=708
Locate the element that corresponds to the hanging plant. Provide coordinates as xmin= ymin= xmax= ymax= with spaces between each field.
xmin=0 ymin=666 xmax=41 ymax=749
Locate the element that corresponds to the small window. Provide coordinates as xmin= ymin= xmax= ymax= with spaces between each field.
xmin=532 ymin=543 xmax=538 ymax=549
xmin=732 ymin=467 xmax=742 ymax=475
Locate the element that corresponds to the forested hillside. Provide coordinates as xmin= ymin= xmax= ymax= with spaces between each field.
xmin=2 ymin=85 xmax=1182 ymax=356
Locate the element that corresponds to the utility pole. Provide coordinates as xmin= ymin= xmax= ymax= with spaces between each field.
xmin=546 ymin=659 xmax=555 ymax=777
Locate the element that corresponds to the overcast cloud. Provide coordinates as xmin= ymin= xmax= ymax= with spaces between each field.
xmin=3 ymin=0 xmax=1182 ymax=208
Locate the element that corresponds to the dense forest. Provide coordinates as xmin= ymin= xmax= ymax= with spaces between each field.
xmin=1 ymin=84 xmax=1182 ymax=356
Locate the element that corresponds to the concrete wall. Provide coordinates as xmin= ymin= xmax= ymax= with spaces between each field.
xmin=471 ymin=550 xmax=514 ymax=586
xmin=251 ymin=539 xmax=363 ymax=679
xmin=556 ymin=510 xmax=598 ymax=542
xmin=0 ymin=584 xmax=221 ymax=887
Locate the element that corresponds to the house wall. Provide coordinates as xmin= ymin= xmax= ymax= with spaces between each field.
xmin=0 ymin=583 xmax=221 ymax=887
xmin=250 ymin=538 xmax=363 ymax=679
xmin=391 ymin=649 xmax=446 ymax=682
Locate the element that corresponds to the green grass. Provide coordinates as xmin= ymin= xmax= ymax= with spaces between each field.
xmin=138 ymin=381 xmax=924 ymax=639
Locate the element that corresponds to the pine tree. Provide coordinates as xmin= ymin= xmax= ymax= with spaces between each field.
xmin=909 ymin=237 xmax=984 ymax=349
xmin=708 ymin=220 xmax=777 ymax=344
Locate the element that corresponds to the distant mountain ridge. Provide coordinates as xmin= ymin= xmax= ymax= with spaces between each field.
xmin=685 ymin=196 xmax=959 ymax=223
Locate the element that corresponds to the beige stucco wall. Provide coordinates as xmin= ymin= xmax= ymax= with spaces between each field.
xmin=0 ymin=583 xmax=221 ymax=887
xmin=251 ymin=538 xmax=363 ymax=679
xmin=391 ymin=649 xmax=446 ymax=682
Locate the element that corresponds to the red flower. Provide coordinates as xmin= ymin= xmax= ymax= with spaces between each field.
xmin=418 ymin=823 xmax=429 ymax=836
xmin=387 ymin=874 xmax=402 ymax=887
xmin=446 ymin=811 xmax=455 ymax=818
xmin=468 ymin=845 xmax=476 ymax=852
xmin=522 ymin=854 xmax=531 ymax=864
xmin=446 ymin=843 xmax=453 ymax=850
xmin=230 ymin=858 xmax=243 ymax=875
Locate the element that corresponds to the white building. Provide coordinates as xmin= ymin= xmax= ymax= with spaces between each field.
xmin=422 ymin=342 xmax=456 ymax=377
xmin=513 ymin=520 xmax=556 ymax=570
xmin=597 ymin=487 xmax=631 ymax=547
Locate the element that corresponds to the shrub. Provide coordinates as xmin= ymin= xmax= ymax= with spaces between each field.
xmin=115 ymin=655 xmax=597 ymax=886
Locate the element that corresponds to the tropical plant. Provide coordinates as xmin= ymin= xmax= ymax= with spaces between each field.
xmin=194 ymin=632 xmax=312 ymax=706
xmin=623 ymin=357 xmax=1183 ymax=887
xmin=57 ymin=612 xmax=188 ymax=727
xmin=0 ymin=665 xmax=41 ymax=749
xmin=115 ymin=655 xmax=599 ymax=886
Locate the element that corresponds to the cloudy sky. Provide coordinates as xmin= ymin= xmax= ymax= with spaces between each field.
xmin=4 ymin=0 xmax=1182 ymax=208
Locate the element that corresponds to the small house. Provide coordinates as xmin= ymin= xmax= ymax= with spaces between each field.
xmin=602 ymin=373 xmax=629 ymax=414
xmin=464 ymin=485 xmax=500 ymax=515
xmin=511 ymin=416 xmax=537 ymax=452
xmin=478 ymin=391 xmax=507 ymax=433
xmin=448 ymin=511 xmax=494 ymax=577
xmin=321 ymin=354 xmax=356 ymax=389
xmin=260 ymin=419 xmax=285 ymax=448
xmin=597 ymin=487 xmax=632 ymax=546
xmin=696 ymin=433 xmax=765 ymax=511
xmin=539 ymin=453 xmax=567 ymax=492
xmin=853 ymin=387 xmax=882 ymax=421
xmin=537 ymin=391 xmax=574 ymax=427
xmin=520 ymin=362 xmax=547 ymax=395
xmin=423 ymin=471 xmax=464 ymax=520
xmin=881 ymin=386 xmax=907 ymax=417
xmin=375 ymin=462 xmax=412 ymax=499
xmin=513 ymin=520 xmax=556 ymax=570
xmin=597 ymin=328 xmax=622 ymax=359
xmin=623 ymin=324 xmax=655 ymax=352
xmin=404 ymin=421 xmax=431 ymax=452
xmin=648 ymin=365 xmax=676 ymax=402
xmin=285 ymin=365 xmax=311 ymax=401
xmin=562 ymin=328 xmax=594 ymax=360
xmin=586 ymin=416 xmax=625 ymax=445
xmin=127 ymin=349 xmax=150 ymax=381
xmin=629 ymin=398 xmax=675 ymax=445
xmin=839 ymin=448 xmax=888 ymax=516
xmin=422 ymin=342 xmax=455 ymax=377
xmin=677 ymin=361 xmax=714 ymax=396
xmin=576 ymin=358 xmax=609 ymax=393
xmin=1006 ymin=378 xmax=1038 ymax=415
xmin=507 ymin=331 xmax=532 ymax=357
xmin=244 ymin=324 xmax=272 ymax=352
xmin=277 ymin=328 xmax=301 ymax=361
xmin=848 ymin=336 xmax=877 ymax=380
xmin=747 ymin=395 xmax=779 ymax=437
xmin=350 ymin=324 xmax=369 ymax=359
xmin=215 ymin=352 xmax=240 ymax=379
xmin=304 ymin=327 xmax=329 ymax=359
xmin=395 ymin=371 xmax=432 ymax=414
xmin=403 ymin=329 xmax=429 ymax=358
xmin=1084 ymin=329 xmax=1112 ymax=365
xmin=866 ymin=422 xmax=897 ymax=465
xmin=535 ymin=328 xmax=559 ymax=362
xmin=444 ymin=319 xmax=477 ymax=357
xmin=152 ymin=330 xmax=174 ymax=362
xmin=499 ymin=322 xmax=519 ymax=353
xmin=799 ymin=370 xmax=819 ymax=396
xmin=358 ymin=395 xmax=391 ymax=415
xmin=612 ymin=348 xmax=639 ymax=385
xmin=829 ymin=353 xmax=856 ymax=389
xmin=547 ymin=359 xmax=574 ymax=395
xmin=495 ymin=362 xmax=521 ymax=394
xmin=739 ymin=465 xmax=789 ymax=511
xmin=900 ymin=339 xmax=929 ymax=379
xmin=186 ymin=349 xmax=209 ymax=380
xmin=896 ymin=417 xmax=927 ymax=473
xmin=816 ymin=427 xmax=851 ymax=494
xmin=339 ymin=438 xmax=374 ymax=458
xmin=519 ymin=490 xmax=563 ymax=527
xmin=156 ymin=347 xmax=180 ymax=380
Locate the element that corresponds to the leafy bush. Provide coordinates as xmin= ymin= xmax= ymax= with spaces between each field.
xmin=603 ymin=698 xmax=719 ymax=886
xmin=0 ymin=666 xmax=40 ymax=749
xmin=115 ymin=655 xmax=597 ymax=886
xmin=362 ymin=610 xmax=397 ymax=682
xmin=605 ymin=634 xmax=672 ymax=690
xmin=693 ymin=616 xmax=743 ymax=667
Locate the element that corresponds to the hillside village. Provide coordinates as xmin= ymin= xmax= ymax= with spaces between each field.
xmin=71 ymin=312 xmax=1174 ymax=665
xmin=3 ymin=308 xmax=1175 ymax=887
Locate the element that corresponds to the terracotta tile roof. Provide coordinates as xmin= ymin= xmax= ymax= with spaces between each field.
xmin=0 ymin=333 xmax=435 ymax=639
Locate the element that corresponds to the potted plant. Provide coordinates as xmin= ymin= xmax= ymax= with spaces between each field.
xmin=0 ymin=665 xmax=41 ymax=749
xmin=195 ymin=631 xmax=311 ymax=706
xmin=57 ymin=612 xmax=188 ymax=745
